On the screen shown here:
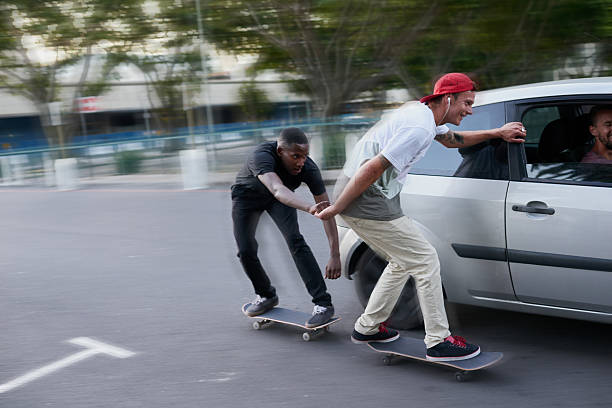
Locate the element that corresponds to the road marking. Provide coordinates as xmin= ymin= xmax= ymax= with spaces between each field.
xmin=197 ymin=372 xmax=238 ymax=383
xmin=0 ymin=337 xmax=136 ymax=394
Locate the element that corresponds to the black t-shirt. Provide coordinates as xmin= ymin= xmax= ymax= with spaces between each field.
xmin=232 ymin=141 xmax=326 ymax=199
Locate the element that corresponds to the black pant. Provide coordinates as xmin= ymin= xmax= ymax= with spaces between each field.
xmin=231 ymin=188 xmax=332 ymax=307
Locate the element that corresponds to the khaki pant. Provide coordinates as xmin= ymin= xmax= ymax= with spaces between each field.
xmin=342 ymin=215 xmax=450 ymax=348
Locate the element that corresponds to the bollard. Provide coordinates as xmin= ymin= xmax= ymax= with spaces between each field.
xmin=43 ymin=153 xmax=55 ymax=187
xmin=344 ymin=134 xmax=360 ymax=162
xmin=0 ymin=157 xmax=11 ymax=185
xmin=179 ymin=149 xmax=209 ymax=190
xmin=54 ymin=158 xmax=79 ymax=191
xmin=10 ymin=155 xmax=27 ymax=185
xmin=309 ymin=134 xmax=324 ymax=169
xmin=0 ymin=155 xmax=26 ymax=185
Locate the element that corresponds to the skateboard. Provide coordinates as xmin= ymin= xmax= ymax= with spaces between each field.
xmin=242 ymin=303 xmax=341 ymax=341
xmin=367 ymin=336 xmax=503 ymax=382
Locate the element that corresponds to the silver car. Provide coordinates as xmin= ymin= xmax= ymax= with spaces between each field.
xmin=337 ymin=77 xmax=612 ymax=329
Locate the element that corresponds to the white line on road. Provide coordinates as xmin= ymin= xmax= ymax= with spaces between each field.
xmin=0 ymin=337 xmax=136 ymax=394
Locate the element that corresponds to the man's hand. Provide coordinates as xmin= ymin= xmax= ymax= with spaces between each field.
xmin=314 ymin=192 xmax=341 ymax=276
xmin=498 ymin=122 xmax=526 ymax=143
xmin=325 ymin=254 xmax=341 ymax=279
xmin=308 ymin=200 xmax=330 ymax=215
xmin=315 ymin=204 xmax=338 ymax=220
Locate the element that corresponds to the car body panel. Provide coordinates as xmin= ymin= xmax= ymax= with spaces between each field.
xmin=337 ymin=77 xmax=612 ymax=324
xmin=474 ymin=77 xmax=612 ymax=107
xmin=337 ymin=224 xmax=362 ymax=279
xmin=401 ymin=175 xmax=515 ymax=303
xmin=506 ymin=181 xmax=612 ymax=313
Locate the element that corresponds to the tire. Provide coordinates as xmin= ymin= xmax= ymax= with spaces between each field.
xmin=353 ymin=246 xmax=424 ymax=330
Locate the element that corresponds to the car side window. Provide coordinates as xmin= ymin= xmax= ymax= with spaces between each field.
xmin=409 ymin=102 xmax=508 ymax=180
xmin=521 ymin=104 xmax=612 ymax=185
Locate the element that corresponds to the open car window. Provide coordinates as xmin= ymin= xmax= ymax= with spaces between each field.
xmin=521 ymin=103 xmax=612 ymax=185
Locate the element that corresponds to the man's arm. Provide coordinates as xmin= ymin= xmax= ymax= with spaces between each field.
xmin=435 ymin=122 xmax=526 ymax=148
xmin=316 ymin=154 xmax=392 ymax=221
xmin=313 ymin=192 xmax=341 ymax=279
xmin=258 ymin=172 xmax=328 ymax=214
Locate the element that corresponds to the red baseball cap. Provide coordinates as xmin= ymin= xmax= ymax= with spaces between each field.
xmin=419 ymin=73 xmax=476 ymax=103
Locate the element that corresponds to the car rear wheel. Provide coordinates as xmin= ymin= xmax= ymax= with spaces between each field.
xmin=353 ymin=246 xmax=424 ymax=330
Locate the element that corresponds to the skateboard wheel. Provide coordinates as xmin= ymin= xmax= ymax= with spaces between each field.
xmin=382 ymin=356 xmax=393 ymax=366
xmin=324 ymin=326 xmax=330 ymax=332
xmin=302 ymin=333 xmax=311 ymax=342
xmin=252 ymin=322 xmax=261 ymax=330
xmin=455 ymin=372 xmax=466 ymax=382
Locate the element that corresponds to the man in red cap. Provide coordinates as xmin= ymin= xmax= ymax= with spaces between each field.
xmin=316 ymin=73 xmax=525 ymax=361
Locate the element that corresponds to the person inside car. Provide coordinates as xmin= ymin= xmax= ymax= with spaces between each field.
xmin=316 ymin=73 xmax=525 ymax=362
xmin=231 ymin=127 xmax=341 ymax=327
xmin=581 ymin=105 xmax=612 ymax=164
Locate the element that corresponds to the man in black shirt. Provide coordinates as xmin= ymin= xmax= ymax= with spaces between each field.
xmin=232 ymin=127 xmax=341 ymax=327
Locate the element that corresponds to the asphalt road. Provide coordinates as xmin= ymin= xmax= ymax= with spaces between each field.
xmin=1 ymin=185 xmax=611 ymax=407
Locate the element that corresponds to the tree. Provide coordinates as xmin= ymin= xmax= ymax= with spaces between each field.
xmin=204 ymin=0 xmax=611 ymax=116
xmin=205 ymin=0 xmax=442 ymax=118
xmin=116 ymin=51 xmax=204 ymax=135
xmin=0 ymin=0 xmax=142 ymax=148
xmin=238 ymin=80 xmax=273 ymax=122
xmin=110 ymin=0 xmax=212 ymax=135
xmin=444 ymin=0 xmax=610 ymax=89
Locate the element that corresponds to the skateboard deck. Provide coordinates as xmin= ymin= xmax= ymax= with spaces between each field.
xmin=368 ymin=336 xmax=503 ymax=381
xmin=242 ymin=303 xmax=341 ymax=341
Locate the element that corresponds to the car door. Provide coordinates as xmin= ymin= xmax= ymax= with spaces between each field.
xmin=506 ymin=99 xmax=612 ymax=314
xmin=403 ymin=102 xmax=516 ymax=305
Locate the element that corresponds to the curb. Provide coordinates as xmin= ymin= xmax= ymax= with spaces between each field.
xmin=83 ymin=169 xmax=342 ymax=187
xmin=0 ymin=169 xmax=342 ymax=190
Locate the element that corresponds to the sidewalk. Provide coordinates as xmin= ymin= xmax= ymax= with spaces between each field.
xmin=87 ymin=169 xmax=342 ymax=187
xmin=1 ymin=169 xmax=342 ymax=190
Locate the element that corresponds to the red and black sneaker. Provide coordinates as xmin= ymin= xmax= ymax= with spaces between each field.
xmin=426 ymin=335 xmax=480 ymax=361
xmin=351 ymin=323 xmax=400 ymax=344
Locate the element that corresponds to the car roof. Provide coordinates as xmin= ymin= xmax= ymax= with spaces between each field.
xmin=474 ymin=77 xmax=612 ymax=107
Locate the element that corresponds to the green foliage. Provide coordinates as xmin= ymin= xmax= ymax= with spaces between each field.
xmin=322 ymin=128 xmax=346 ymax=169
xmin=238 ymin=81 xmax=273 ymax=121
xmin=0 ymin=0 xmax=609 ymax=138
xmin=107 ymin=0 xmax=211 ymax=134
xmin=395 ymin=0 xmax=612 ymax=91
xmin=205 ymin=0 xmax=442 ymax=117
xmin=205 ymin=0 xmax=611 ymax=116
xmin=0 ymin=0 xmax=144 ymax=146
xmin=82 ymin=56 xmax=122 ymax=96
xmin=115 ymin=150 xmax=143 ymax=174
xmin=0 ymin=0 xmax=212 ymax=143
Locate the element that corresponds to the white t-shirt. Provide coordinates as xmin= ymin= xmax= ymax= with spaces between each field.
xmin=338 ymin=102 xmax=449 ymax=220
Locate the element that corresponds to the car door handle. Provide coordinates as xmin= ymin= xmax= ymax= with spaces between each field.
xmin=512 ymin=203 xmax=555 ymax=215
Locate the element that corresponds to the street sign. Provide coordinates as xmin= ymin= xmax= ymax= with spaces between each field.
xmin=77 ymin=96 xmax=98 ymax=113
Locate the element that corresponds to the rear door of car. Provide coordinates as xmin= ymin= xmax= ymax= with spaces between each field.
xmin=505 ymin=96 xmax=612 ymax=314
